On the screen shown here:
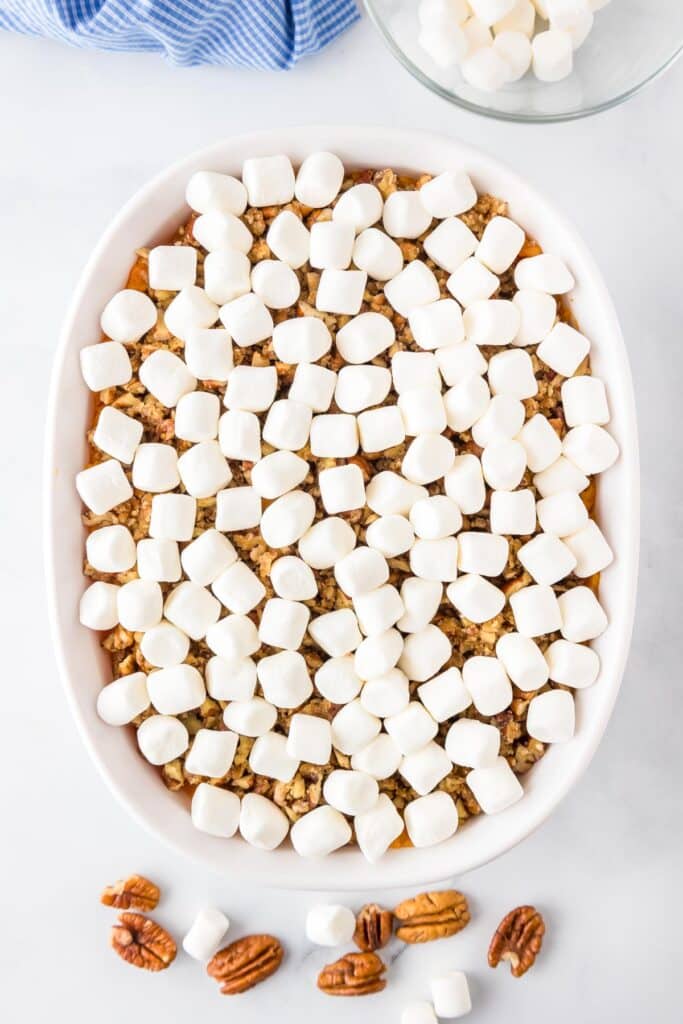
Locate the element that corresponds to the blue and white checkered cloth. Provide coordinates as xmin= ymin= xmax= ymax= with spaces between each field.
xmin=0 ymin=0 xmax=360 ymax=68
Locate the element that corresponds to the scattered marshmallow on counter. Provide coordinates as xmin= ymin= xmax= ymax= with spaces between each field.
xmin=182 ymin=908 xmax=230 ymax=962
xmin=402 ymin=1002 xmax=438 ymax=1024
xmin=431 ymin=970 xmax=472 ymax=1019
xmin=305 ymin=904 xmax=356 ymax=947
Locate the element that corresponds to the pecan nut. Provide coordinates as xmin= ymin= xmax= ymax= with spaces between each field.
xmin=394 ymin=890 xmax=470 ymax=944
xmin=317 ymin=952 xmax=386 ymax=996
xmin=101 ymin=874 xmax=160 ymax=912
xmin=488 ymin=905 xmax=545 ymax=978
xmin=354 ymin=903 xmax=393 ymax=952
xmin=207 ymin=934 xmax=283 ymax=994
xmin=110 ymin=912 xmax=176 ymax=971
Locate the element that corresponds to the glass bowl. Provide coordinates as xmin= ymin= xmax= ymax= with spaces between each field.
xmin=364 ymin=0 xmax=683 ymax=122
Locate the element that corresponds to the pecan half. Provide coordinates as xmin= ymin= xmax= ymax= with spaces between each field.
xmin=207 ymin=934 xmax=283 ymax=994
xmin=394 ymin=890 xmax=470 ymax=944
xmin=354 ymin=904 xmax=393 ymax=952
xmin=101 ymin=874 xmax=160 ymax=912
xmin=488 ymin=905 xmax=545 ymax=978
xmin=110 ymin=913 xmax=176 ymax=971
xmin=317 ymin=952 xmax=386 ymax=996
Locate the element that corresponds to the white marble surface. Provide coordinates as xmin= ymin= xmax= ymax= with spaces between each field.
xmin=1 ymin=13 xmax=681 ymax=1022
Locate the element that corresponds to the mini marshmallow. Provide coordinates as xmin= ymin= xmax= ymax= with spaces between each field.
xmin=383 ymin=190 xmax=432 ymax=240
xmin=352 ymin=228 xmax=404 ymax=282
xmin=318 ymin=464 xmax=366 ymax=514
xmin=564 ymin=519 xmax=613 ymax=577
xmin=354 ymin=629 xmax=404 ymax=680
xmin=272 ymin=316 xmax=331 ymax=364
xmin=286 ymin=713 xmax=332 ymax=764
xmin=140 ymin=622 xmax=190 ymax=668
xmin=323 ymin=769 xmax=379 ymax=816
xmin=517 ymin=413 xmax=562 ymax=473
xmin=464 ymin=299 xmax=521 ymax=347
xmin=215 ymin=486 xmax=262 ymax=532
xmin=137 ymin=714 xmax=189 ymax=765
xmin=249 ymin=731 xmax=299 ymax=782
xmin=271 ymin=556 xmax=318 ymax=601
xmin=547 ymin=0 xmax=593 ymax=47
xmin=481 ymin=438 xmax=527 ymax=490
xmin=354 ymin=584 xmax=404 ymax=637
xmin=467 ymin=756 xmax=523 ymax=813
xmin=259 ymin=490 xmax=316 ymax=548
xmin=289 ymin=362 xmax=337 ymax=411
xmin=132 ymin=443 xmax=180 ymax=493
xmin=183 ymin=330 xmax=233 ymax=386
xmin=315 ymin=656 xmax=363 ymax=704
xmin=263 ymin=399 xmax=312 ymax=452
xmin=488 ymin=348 xmax=537 ymax=398
xmin=139 ymin=349 xmax=196 ymax=408
xmin=223 ymin=697 xmax=277 ymax=737
xmin=532 ymin=28 xmax=573 ymax=80
xmin=93 ymin=406 xmax=142 ymax=465
xmin=411 ymin=538 xmax=459 ymax=582
xmin=513 ymin=289 xmax=557 ymax=346
xmin=251 ymin=259 xmax=300 ymax=309
xmin=399 ymin=624 xmax=451 ymax=681
xmin=352 ymin=734 xmax=403 ymax=780
xmin=462 ymin=14 xmax=494 ymax=50
xmin=536 ymin=322 xmax=589 ymax=376
xmin=515 ymin=253 xmax=575 ymax=295
xmin=117 ymin=579 xmax=163 ymax=631
xmin=537 ymin=490 xmax=589 ymax=536
xmin=332 ymin=181 xmax=384 ymax=233
xmin=366 ymin=472 xmax=429 ymax=518
xmin=335 ymin=546 xmax=389 ymax=598
xmin=561 ymin=375 xmax=609 ymax=427
xmin=527 ymin=688 xmax=575 ymax=743
xmin=148 ymin=245 xmax=197 ymax=292
xmin=354 ymin=793 xmax=404 ymax=863
xmin=316 ymin=269 xmax=367 ymax=315
xmin=510 ymin=583 xmax=562 ymax=637
xmin=445 ymin=717 xmax=500 ymax=768
xmin=305 ymin=904 xmax=356 ymax=947
xmin=496 ymin=632 xmax=549 ymax=690
xmin=147 ymin=491 xmax=194 ymax=540
xmin=419 ymin=169 xmax=476 ymax=219
xmin=423 ymin=218 xmax=478 ymax=273
xmin=403 ymin=433 xmax=455 ymax=486
xmin=335 ymin=365 xmax=392 ymax=415
xmin=147 ymin=664 xmax=205 ymax=715
xmin=251 ymin=451 xmax=308 ymax=500
xmin=186 ymin=171 xmax=247 ymax=215
xmin=410 ymin=496 xmax=462 ymax=540
xmin=336 ymin=311 xmax=395 ymax=364
xmin=298 ymin=516 xmax=356 ymax=570
xmin=309 ymin=608 xmax=362 ymax=658
xmin=295 ymin=150 xmax=345 ymax=208
xmin=444 ymin=375 xmax=491 ymax=432
xmin=397 ymin=577 xmax=443 ymax=633
xmin=290 ymin=805 xmax=352 ymax=858
xmin=404 ymin=791 xmax=459 ymax=847
xmin=101 ymin=289 xmax=157 ymax=344
xmin=191 ymin=782 xmax=240 ymax=838
xmin=494 ymin=29 xmax=533 ymax=79
xmin=437 ymin=341 xmax=488 ymax=386
xmin=203 ymin=250 xmax=251 ymax=305
xmin=164 ymin=580 xmax=221 ymax=640
xmin=469 ymin=0 xmax=516 ymax=23
xmin=495 ymin=0 xmax=536 ymax=35
xmin=461 ymin=46 xmax=511 ymax=92
xmin=257 ymin=650 xmax=313 ymax=708
xmin=206 ymin=656 xmax=257 ymax=701
xmin=463 ymin=656 xmax=512 ymax=715
xmin=447 ymin=258 xmax=499 ymax=308
xmin=96 ymin=673 xmax=150 ymax=726
xmin=177 ymin=441 xmax=231 ymax=499
xmin=402 ymin=1003 xmax=438 ymax=1024
xmin=533 ymin=455 xmax=589 ymax=498
xmin=545 ymin=638 xmax=600 ymax=688
xmin=366 ymin=515 xmax=415 ymax=559
xmin=358 ymin=405 xmax=406 ymax=453
xmin=490 ymin=489 xmax=537 ymax=535
xmin=400 ymin=741 xmax=452 ymax=796
xmin=563 ymin=424 xmax=619 ymax=474
xmin=205 ymin=614 xmax=260 ymax=660
xmin=418 ymin=666 xmax=471 ymax=722
xmin=175 ymin=391 xmax=220 ymax=443
xmin=361 ymin=668 xmax=410 ymax=718
xmin=258 ymin=597 xmax=310 ymax=651
xmin=80 ymin=341 xmax=132 ymax=392
xmin=470 ymin=388 xmax=525 ymax=444
xmin=409 ymin=299 xmax=465 ymax=351
xmin=164 ymin=286 xmax=220 ymax=342
xmin=444 ymin=454 xmax=486 ymax=514
xmin=558 ymin=585 xmax=607 ymax=641
xmin=476 ymin=216 xmax=525 ymax=274
xmin=399 ymin=387 xmax=447 ymax=436
xmin=184 ymin=729 xmax=239 ymax=778
xmin=447 ymin=574 xmax=506 ymax=623
xmin=266 ymin=210 xmax=310 ymax=269
xmin=219 ymin=293 xmax=273 ymax=347
xmin=242 ymin=154 xmax=295 ymax=207
xmin=331 ymin=699 xmax=381 ymax=755
xmin=518 ymin=532 xmax=577 ymax=584
xmin=431 ymin=972 xmax=472 ymax=1019
xmin=80 ymin=581 xmax=120 ymax=631
xmin=392 ymin=351 xmax=441 ymax=394
xmin=309 ymin=220 xmax=355 ymax=270
xmin=212 ymin=560 xmax=266 ymax=614
xmin=76 ymin=459 xmax=133 ymax=515
xmin=182 ymin=907 xmax=230 ymax=962
xmin=86 ymin=524 xmax=136 ymax=572
xmin=384 ymin=261 xmax=440 ymax=318
xmin=457 ymin=531 xmax=509 ymax=577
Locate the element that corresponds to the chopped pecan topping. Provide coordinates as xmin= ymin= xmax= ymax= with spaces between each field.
xmin=101 ymin=874 xmax=160 ymax=912
xmin=317 ymin=951 xmax=387 ymax=996
xmin=110 ymin=912 xmax=176 ymax=971
xmin=394 ymin=890 xmax=470 ymax=944
xmin=354 ymin=903 xmax=393 ymax=952
xmin=207 ymin=934 xmax=283 ymax=994
xmin=488 ymin=905 xmax=545 ymax=978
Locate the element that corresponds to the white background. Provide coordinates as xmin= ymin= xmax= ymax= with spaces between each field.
xmin=1 ymin=11 xmax=681 ymax=1022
